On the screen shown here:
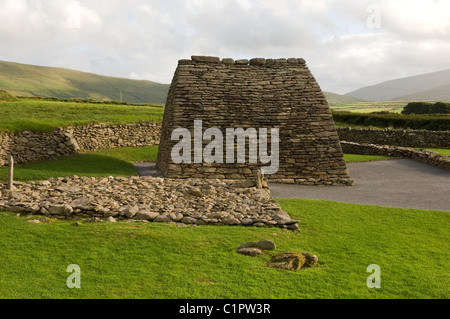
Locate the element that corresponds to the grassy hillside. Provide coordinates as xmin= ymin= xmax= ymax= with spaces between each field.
xmin=0 ymin=60 xmax=170 ymax=104
xmin=0 ymin=89 xmax=17 ymax=101
xmin=345 ymin=68 xmax=450 ymax=101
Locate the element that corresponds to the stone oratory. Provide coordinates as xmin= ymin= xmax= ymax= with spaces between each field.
xmin=157 ymin=56 xmax=352 ymax=186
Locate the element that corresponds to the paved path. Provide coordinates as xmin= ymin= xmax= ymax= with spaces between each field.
xmin=270 ymin=159 xmax=450 ymax=212
xmin=134 ymin=159 xmax=450 ymax=212
xmin=133 ymin=162 xmax=163 ymax=178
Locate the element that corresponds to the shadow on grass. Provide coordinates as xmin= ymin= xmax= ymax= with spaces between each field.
xmin=0 ymin=153 xmax=137 ymax=182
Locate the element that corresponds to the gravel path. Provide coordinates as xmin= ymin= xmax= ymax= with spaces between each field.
xmin=270 ymin=159 xmax=450 ymax=212
xmin=133 ymin=162 xmax=164 ymax=177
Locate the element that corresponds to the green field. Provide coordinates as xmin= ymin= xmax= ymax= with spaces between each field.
xmin=3 ymin=98 xmax=450 ymax=133
xmin=0 ymin=147 xmax=448 ymax=299
xmin=0 ymin=99 xmax=164 ymax=133
xmin=329 ymin=101 xmax=408 ymax=113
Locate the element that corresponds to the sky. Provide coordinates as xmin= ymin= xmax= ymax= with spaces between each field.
xmin=0 ymin=0 xmax=449 ymax=94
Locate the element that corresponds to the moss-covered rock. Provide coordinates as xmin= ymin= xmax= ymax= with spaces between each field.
xmin=266 ymin=252 xmax=305 ymax=271
xmin=301 ymin=252 xmax=319 ymax=268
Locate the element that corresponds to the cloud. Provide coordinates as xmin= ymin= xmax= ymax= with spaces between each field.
xmin=0 ymin=0 xmax=448 ymax=94
xmin=381 ymin=0 xmax=450 ymax=39
xmin=65 ymin=1 xmax=102 ymax=30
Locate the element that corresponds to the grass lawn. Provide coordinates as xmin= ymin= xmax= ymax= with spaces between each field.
xmin=0 ymin=99 xmax=164 ymax=133
xmin=411 ymin=148 xmax=450 ymax=156
xmin=344 ymin=154 xmax=393 ymax=163
xmin=423 ymin=148 xmax=450 ymax=156
xmin=0 ymin=146 xmax=159 ymax=182
xmin=0 ymin=199 xmax=448 ymax=299
xmin=0 ymin=147 xmax=448 ymax=298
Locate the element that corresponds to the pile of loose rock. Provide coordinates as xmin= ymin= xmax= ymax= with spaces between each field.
xmin=0 ymin=176 xmax=300 ymax=231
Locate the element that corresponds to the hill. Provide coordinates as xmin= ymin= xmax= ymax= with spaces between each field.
xmin=323 ymin=91 xmax=365 ymax=105
xmin=0 ymin=60 xmax=170 ymax=104
xmin=395 ymin=84 xmax=450 ymax=101
xmin=345 ymin=68 xmax=450 ymax=101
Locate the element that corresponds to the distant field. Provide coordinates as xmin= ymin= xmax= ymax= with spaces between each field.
xmin=2 ymin=98 xmax=449 ymax=134
xmin=332 ymin=110 xmax=450 ymax=131
xmin=0 ymin=99 xmax=164 ymax=133
xmin=329 ymin=101 xmax=408 ymax=113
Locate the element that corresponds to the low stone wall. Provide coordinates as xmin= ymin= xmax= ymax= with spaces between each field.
xmin=337 ymin=128 xmax=450 ymax=149
xmin=0 ymin=128 xmax=79 ymax=166
xmin=340 ymin=141 xmax=450 ymax=170
xmin=0 ymin=123 xmax=161 ymax=167
xmin=72 ymin=123 xmax=161 ymax=151
xmin=3 ymin=123 xmax=449 ymax=173
xmin=0 ymin=176 xmax=300 ymax=231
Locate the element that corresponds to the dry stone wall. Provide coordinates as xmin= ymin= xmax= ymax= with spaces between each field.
xmin=337 ymin=127 xmax=450 ymax=149
xmin=341 ymin=141 xmax=450 ymax=170
xmin=72 ymin=123 xmax=161 ymax=151
xmin=0 ymin=128 xmax=79 ymax=166
xmin=0 ymin=123 xmax=161 ymax=167
xmin=157 ymin=56 xmax=352 ymax=186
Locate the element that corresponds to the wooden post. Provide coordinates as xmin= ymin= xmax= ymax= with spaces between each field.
xmin=8 ymin=155 xmax=14 ymax=191
xmin=254 ymin=169 xmax=262 ymax=189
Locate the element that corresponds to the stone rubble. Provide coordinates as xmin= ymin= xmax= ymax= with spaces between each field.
xmin=237 ymin=240 xmax=277 ymax=251
xmin=236 ymin=240 xmax=277 ymax=256
xmin=0 ymin=176 xmax=300 ymax=231
xmin=236 ymin=247 xmax=263 ymax=257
